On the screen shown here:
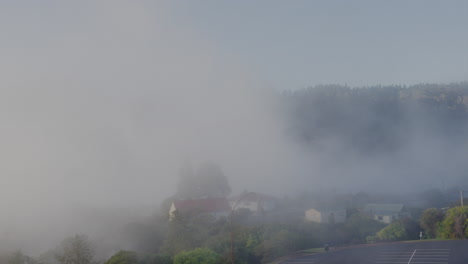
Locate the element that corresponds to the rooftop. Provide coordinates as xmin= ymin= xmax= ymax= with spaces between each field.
xmin=364 ymin=203 xmax=404 ymax=214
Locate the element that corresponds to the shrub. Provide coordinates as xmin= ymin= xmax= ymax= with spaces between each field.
xmin=173 ymin=248 xmax=220 ymax=264
xmin=376 ymin=221 xmax=408 ymax=240
xmin=105 ymin=251 xmax=138 ymax=264
xmin=438 ymin=206 xmax=468 ymax=239
xmin=420 ymin=208 xmax=445 ymax=238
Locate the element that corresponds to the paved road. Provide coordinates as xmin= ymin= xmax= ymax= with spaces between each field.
xmin=280 ymin=240 xmax=468 ymax=264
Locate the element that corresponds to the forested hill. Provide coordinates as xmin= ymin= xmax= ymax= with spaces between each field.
xmin=282 ymin=82 xmax=468 ymax=155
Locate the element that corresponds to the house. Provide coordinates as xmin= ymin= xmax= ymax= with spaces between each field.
xmin=305 ymin=207 xmax=347 ymax=224
xmin=169 ymin=198 xmax=231 ymax=221
xmin=364 ymin=203 xmax=409 ymax=224
xmin=229 ymin=192 xmax=277 ymax=213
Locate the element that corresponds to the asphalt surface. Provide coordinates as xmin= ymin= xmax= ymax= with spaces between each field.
xmin=279 ymin=240 xmax=468 ymax=264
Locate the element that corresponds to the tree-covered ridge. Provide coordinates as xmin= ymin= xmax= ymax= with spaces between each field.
xmin=283 ymin=82 xmax=468 ymax=154
xmin=289 ymin=82 xmax=468 ymax=101
xmin=287 ymin=82 xmax=468 ymax=118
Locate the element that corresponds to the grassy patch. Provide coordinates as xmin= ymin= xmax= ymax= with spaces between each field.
xmin=268 ymin=248 xmax=326 ymax=264
xmin=402 ymin=238 xmax=453 ymax=243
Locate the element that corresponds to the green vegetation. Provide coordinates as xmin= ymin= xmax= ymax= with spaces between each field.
xmin=104 ymin=251 xmax=172 ymax=264
xmin=158 ymin=207 xmax=387 ymax=264
xmin=377 ymin=221 xmax=408 ymax=240
xmin=104 ymin=251 xmax=138 ymax=264
xmin=420 ymin=208 xmax=445 ymax=238
xmin=374 ymin=206 xmax=468 ymax=242
xmin=286 ymin=82 xmax=468 ymax=154
xmin=375 ymin=218 xmax=420 ymax=241
xmin=438 ymin=206 xmax=468 ymax=239
xmin=173 ymin=248 xmax=220 ymax=264
xmin=5 ymin=200 xmax=468 ymax=264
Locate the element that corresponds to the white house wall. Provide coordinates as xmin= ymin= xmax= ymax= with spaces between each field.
xmin=305 ymin=209 xmax=322 ymax=223
xmin=305 ymin=209 xmax=346 ymax=224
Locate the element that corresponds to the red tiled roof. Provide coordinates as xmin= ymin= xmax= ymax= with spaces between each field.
xmin=173 ymin=198 xmax=231 ymax=213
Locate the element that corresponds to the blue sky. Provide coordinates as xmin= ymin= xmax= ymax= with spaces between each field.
xmin=168 ymin=0 xmax=468 ymax=88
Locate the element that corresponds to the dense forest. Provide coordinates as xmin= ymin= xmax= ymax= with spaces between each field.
xmin=280 ymin=82 xmax=468 ymax=194
xmin=283 ymin=82 xmax=468 ymax=154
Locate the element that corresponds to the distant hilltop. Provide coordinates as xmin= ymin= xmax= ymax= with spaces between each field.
xmin=282 ymin=82 xmax=468 ymax=154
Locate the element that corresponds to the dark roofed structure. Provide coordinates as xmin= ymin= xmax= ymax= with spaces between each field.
xmin=364 ymin=203 xmax=408 ymax=224
xmin=364 ymin=204 xmax=404 ymax=215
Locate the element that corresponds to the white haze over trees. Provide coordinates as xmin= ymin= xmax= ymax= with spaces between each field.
xmin=0 ymin=0 xmax=299 ymax=255
xmin=0 ymin=0 xmax=467 ymax=258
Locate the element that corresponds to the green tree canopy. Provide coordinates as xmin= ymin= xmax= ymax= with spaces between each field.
xmin=375 ymin=218 xmax=420 ymax=241
xmin=420 ymin=208 xmax=445 ymax=238
xmin=438 ymin=206 xmax=468 ymax=239
xmin=376 ymin=221 xmax=408 ymax=240
xmin=173 ymin=248 xmax=220 ymax=264
xmin=104 ymin=251 xmax=138 ymax=264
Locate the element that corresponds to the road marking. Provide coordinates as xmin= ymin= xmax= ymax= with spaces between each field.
xmin=375 ymin=260 xmax=448 ymax=264
xmin=407 ymin=249 xmax=417 ymax=264
xmin=376 ymin=248 xmax=450 ymax=264
xmin=375 ymin=261 xmax=448 ymax=264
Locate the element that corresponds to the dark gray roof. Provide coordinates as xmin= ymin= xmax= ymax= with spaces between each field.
xmin=364 ymin=204 xmax=404 ymax=215
xmin=307 ymin=206 xmax=345 ymax=212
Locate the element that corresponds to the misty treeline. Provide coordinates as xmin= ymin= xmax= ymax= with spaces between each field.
xmin=3 ymin=170 xmax=467 ymax=264
xmin=283 ymin=82 xmax=468 ymax=154
xmin=377 ymin=205 xmax=468 ymax=241
xmin=279 ymin=82 xmax=468 ymax=195
xmin=0 ymin=162 xmax=386 ymax=264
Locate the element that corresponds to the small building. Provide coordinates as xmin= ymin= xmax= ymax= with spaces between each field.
xmin=229 ymin=192 xmax=277 ymax=213
xmin=169 ymin=198 xmax=231 ymax=221
xmin=305 ymin=207 xmax=346 ymax=224
xmin=364 ymin=203 xmax=408 ymax=224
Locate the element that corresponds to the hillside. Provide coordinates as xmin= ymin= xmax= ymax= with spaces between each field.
xmin=283 ymin=82 xmax=468 ymax=155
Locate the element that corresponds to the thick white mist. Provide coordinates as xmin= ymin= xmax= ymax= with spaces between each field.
xmin=0 ymin=0 xmax=300 ymax=255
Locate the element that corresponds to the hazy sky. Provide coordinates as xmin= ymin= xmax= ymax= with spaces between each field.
xmin=2 ymin=1 xmax=467 ymax=88
xmin=0 ymin=0 xmax=294 ymax=219
xmin=169 ymin=0 xmax=468 ymax=88
xmin=0 ymin=1 xmax=307 ymax=253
